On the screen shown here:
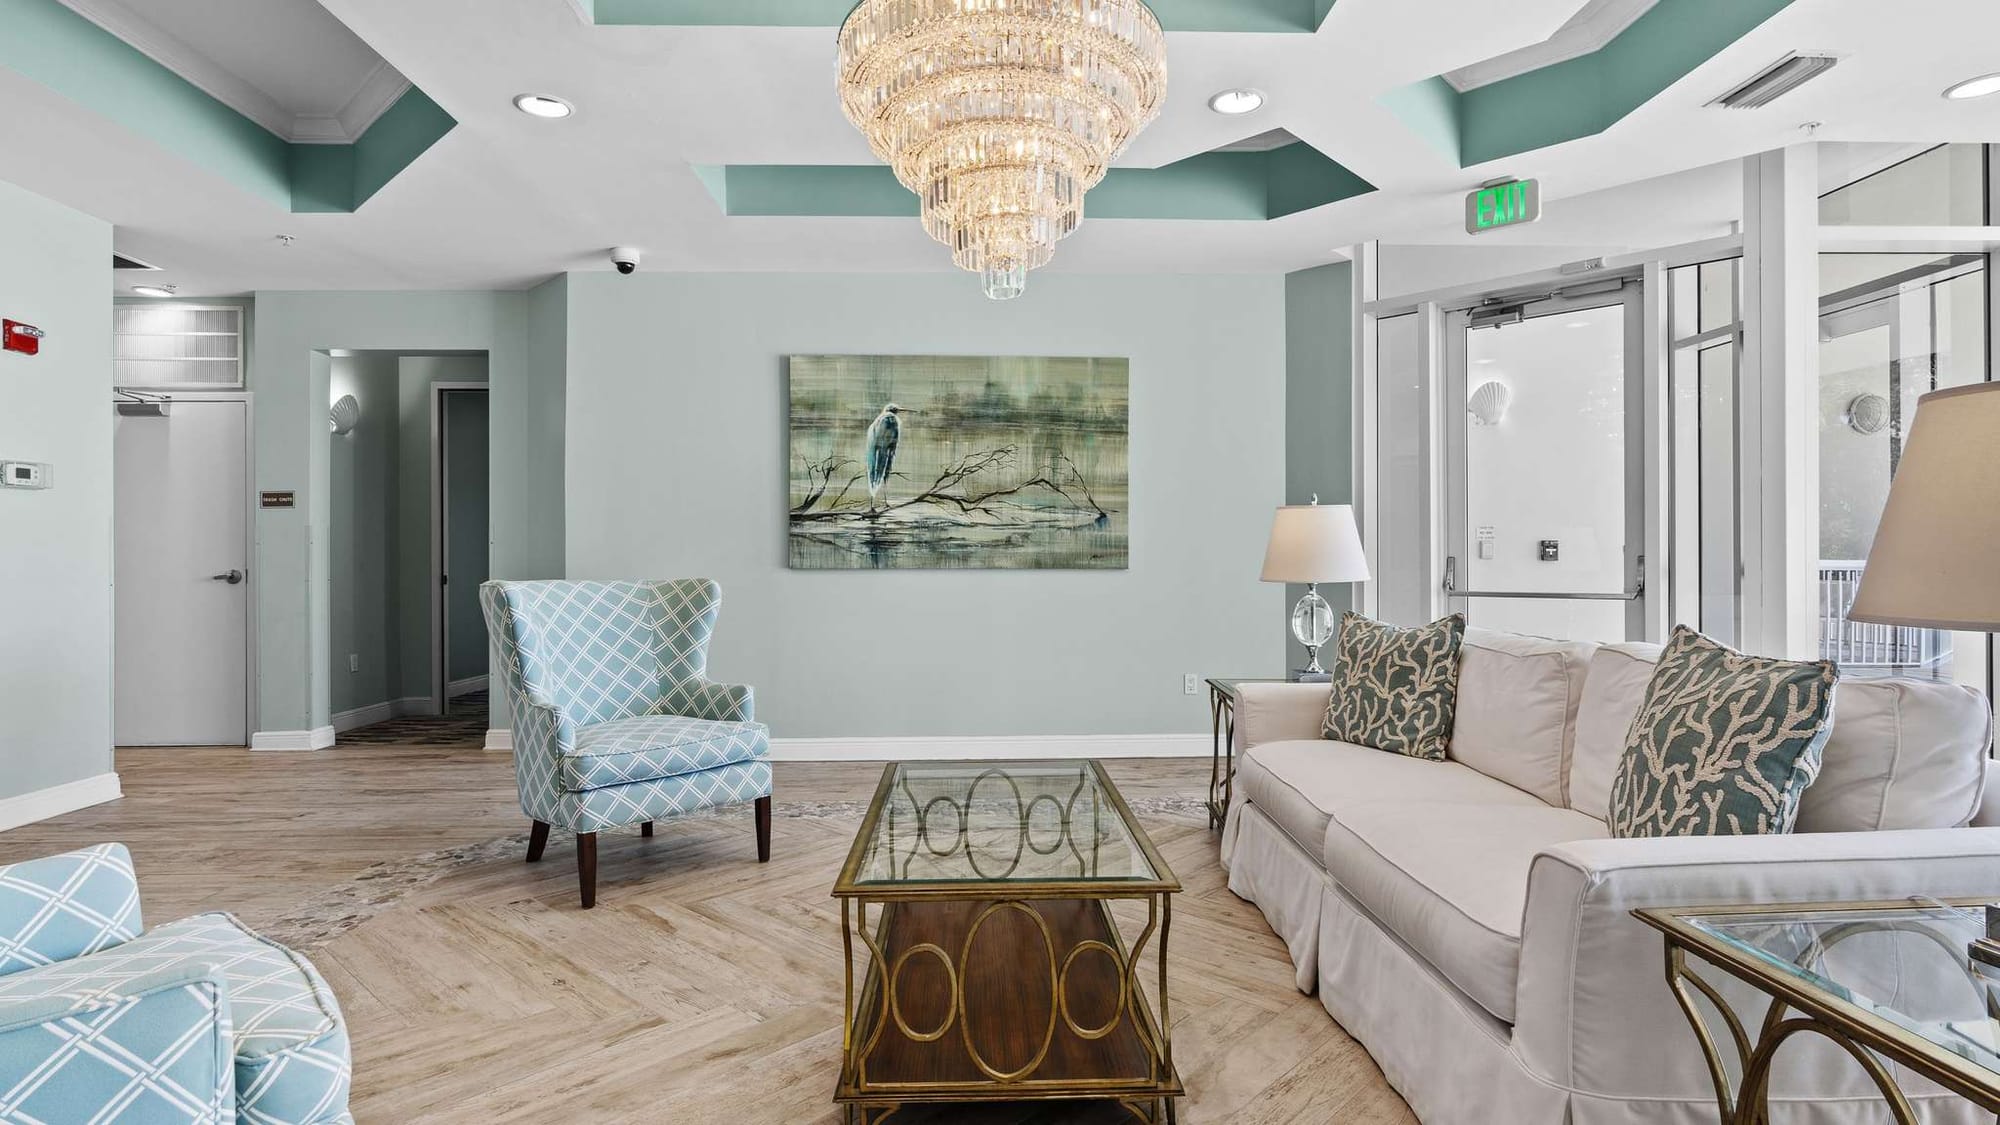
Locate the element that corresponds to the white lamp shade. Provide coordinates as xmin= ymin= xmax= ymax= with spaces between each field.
xmin=1848 ymin=382 xmax=2000 ymax=630
xmin=1260 ymin=503 xmax=1371 ymax=584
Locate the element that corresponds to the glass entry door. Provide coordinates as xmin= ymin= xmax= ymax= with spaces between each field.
xmin=1442 ymin=282 xmax=1650 ymax=642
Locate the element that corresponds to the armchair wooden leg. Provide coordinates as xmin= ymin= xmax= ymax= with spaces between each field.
xmin=527 ymin=821 xmax=550 ymax=863
xmin=641 ymin=822 xmax=653 ymax=838
xmin=577 ymin=832 xmax=598 ymax=909
xmin=755 ymin=795 xmax=772 ymax=863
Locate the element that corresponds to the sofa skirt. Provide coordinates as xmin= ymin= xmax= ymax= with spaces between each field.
xmin=1220 ymin=801 xmax=1323 ymax=994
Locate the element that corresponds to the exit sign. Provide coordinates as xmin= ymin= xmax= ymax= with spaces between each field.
xmin=1465 ymin=179 xmax=1541 ymax=235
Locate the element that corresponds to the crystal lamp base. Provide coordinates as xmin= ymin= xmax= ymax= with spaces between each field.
xmin=1290 ymin=584 xmax=1337 ymax=677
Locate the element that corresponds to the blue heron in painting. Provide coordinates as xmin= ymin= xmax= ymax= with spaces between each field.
xmin=865 ymin=403 xmax=906 ymax=510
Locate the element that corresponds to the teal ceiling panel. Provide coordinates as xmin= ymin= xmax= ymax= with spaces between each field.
xmin=696 ymin=140 xmax=1374 ymax=221
xmin=591 ymin=0 xmax=1336 ymax=33
xmin=0 ymin=0 xmax=455 ymax=213
xmin=1383 ymin=0 xmax=1796 ymax=168
xmin=1 ymin=0 xmax=292 ymax=209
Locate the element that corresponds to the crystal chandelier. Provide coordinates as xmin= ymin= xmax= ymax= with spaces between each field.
xmin=837 ymin=0 xmax=1168 ymax=300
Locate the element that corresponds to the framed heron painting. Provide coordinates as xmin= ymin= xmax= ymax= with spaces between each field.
xmin=786 ymin=355 xmax=1130 ymax=570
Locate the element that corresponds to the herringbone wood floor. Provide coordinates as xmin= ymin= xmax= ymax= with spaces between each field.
xmin=0 ymin=746 xmax=1415 ymax=1125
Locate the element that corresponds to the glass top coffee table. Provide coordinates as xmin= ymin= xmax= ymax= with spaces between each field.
xmin=1636 ymin=899 xmax=2000 ymax=1124
xmin=832 ymin=760 xmax=1183 ymax=1125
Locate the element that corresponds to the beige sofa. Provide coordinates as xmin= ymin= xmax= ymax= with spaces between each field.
xmin=1219 ymin=628 xmax=2000 ymax=1125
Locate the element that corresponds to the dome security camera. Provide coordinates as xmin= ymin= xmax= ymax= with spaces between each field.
xmin=610 ymin=247 xmax=643 ymax=275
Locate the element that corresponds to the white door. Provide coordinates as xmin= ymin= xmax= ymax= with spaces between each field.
xmin=115 ymin=399 xmax=250 ymax=745
xmin=1441 ymin=282 xmax=1652 ymax=642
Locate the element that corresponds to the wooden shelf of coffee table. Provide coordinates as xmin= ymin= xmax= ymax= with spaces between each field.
xmin=840 ymin=896 xmax=1175 ymax=1099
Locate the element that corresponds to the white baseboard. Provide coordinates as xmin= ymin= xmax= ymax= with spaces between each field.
xmin=768 ymin=734 xmax=1210 ymax=762
xmin=448 ymin=675 xmax=487 ymax=698
xmin=332 ymin=698 xmax=432 ymax=733
xmin=0 ymin=772 xmax=123 ymax=832
xmin=250 ymin=726 xmax=337 ymax=752
xmin=332 ymin=701 xmax=392 ymax=733
xmin=474 ymin=731 xmax=1206 ymax=761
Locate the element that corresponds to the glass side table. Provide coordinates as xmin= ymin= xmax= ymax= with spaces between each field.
xmin=1635 ymin=899 xmax=2000 ymax=1124
xmin=1204 ymin=678 xmax=1289 ymax=831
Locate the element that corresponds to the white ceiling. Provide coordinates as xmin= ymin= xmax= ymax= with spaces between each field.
xmin=4 ymin=0 xmax=1997 ymax=297
xmin=55 ymin=0 xmax=407 ymax=142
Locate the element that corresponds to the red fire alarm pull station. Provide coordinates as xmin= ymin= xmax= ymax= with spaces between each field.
xmin=3 ymin=321 xmax=44 ymax=356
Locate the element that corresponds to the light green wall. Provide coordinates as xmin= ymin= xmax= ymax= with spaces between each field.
xmin=1283 ymin=262 xmax=1354 ymax=671
xmin=251 ymin=293 xmax=555 ymax=736
xmin=395 ymin=356 xmax=488 ymax=701
xmin=562 ymin=272 xmax=1286 ymax=737
xmin=0 ymin=178 xmax=113 ymax=799
xmin=328 ymin=353 xmax=402 ymax=716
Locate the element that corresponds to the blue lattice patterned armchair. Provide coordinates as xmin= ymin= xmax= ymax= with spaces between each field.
xmin=481 ymin=579 xmax=773 ymax=908
xmin=0 ymin=843 xmax=352 ymax=1124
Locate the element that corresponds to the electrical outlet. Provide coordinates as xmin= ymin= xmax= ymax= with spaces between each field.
xmin=1183 ymin=673 xmax=1199 ymax=696
xmin=348 ymin=654 xmax=360 ymax=673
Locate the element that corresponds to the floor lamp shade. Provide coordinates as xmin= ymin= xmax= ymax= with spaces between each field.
xmin=1848 ymin=382 xmax=2000 ymax=631
xmin=1261 ymin=504 xmax=1371 ymax=584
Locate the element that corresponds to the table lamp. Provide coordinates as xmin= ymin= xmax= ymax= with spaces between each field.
xmin=1261 ymin=497 xmax=1371 ymax=681
xmin=1849 ymin=382 xmax=2000 ymax=974
xmin=1848 ymin=382 xmax=2000 ymax=636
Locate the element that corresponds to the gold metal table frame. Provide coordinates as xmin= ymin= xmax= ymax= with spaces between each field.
xmin=1205 ymin=678 xmax=1288 ymax=830
xmin=833 ymin=761 xmax=1184 ymax=1124
xmin=1636 ymin=899 xmax=2000 ymax=1125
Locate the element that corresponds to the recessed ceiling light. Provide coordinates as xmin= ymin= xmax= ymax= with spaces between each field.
xmin=1944 ymin=73 xmax=2000 ymax=100
xmin=513 ymin=93 xmax=574 ymax=119
xmin=131 ymin=284 xmax=177 ymax=298
xmin=1208 ymin=89 xmax=1265 ymax=115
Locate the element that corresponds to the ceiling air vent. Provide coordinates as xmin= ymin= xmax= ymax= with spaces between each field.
xmin=1710 ymin=53 xmax=1838 ymax=109
xmin=112 ymin=252 xmax=160 ymax=271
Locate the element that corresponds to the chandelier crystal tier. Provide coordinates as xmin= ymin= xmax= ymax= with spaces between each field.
xmin=837 ymin=0 xmax=1168 ymax=300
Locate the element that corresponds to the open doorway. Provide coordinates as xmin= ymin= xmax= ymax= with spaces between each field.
xmin=327 ymin=351 xmax=489 ymax=745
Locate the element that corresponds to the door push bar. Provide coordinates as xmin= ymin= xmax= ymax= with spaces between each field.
xmin=1443 ymin=555 xmax=1645 ymax=601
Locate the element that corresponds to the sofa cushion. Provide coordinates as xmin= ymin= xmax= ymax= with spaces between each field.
xmin=0 ymin=912 xmax=351 ymax=1124
xmin=1448 ymin=630 xmax=1598 ymax=807
xmin=1608 ymin=627 xmax=1839 ymax=838
xmin=1568 ymin=642 xmax=1664 ymax=819
xmin=563 ymin=715 xmax=769 ymax=791
xmin=1796 ymin=677 xmax=1994 ymax=832
xmin=1569 ymin=640 xmax=1984 ymax=832
xmin=1239 ymin=739 xmax=1545 ymax=859
xmin=1322 ymin=802 xmax=1606 ymax=1024
xmin=1322 ymin=612 xmax=1468 ymax=761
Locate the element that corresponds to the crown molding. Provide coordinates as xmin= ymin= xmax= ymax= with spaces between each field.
xmin=54 ymin=0 xmax=406 ymax=143
xmin=1441 ymin=0 xmax=1658 ymax=93
xmin=330 ymin=57 xmax=412 ymax=144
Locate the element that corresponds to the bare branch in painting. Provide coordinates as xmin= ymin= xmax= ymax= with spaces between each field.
xmin=791 ymin=444 xmax=1113 ymax=526
xmin=790 ymin=454 xmax=863 ymax=514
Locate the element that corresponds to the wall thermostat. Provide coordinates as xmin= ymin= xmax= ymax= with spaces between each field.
xmin=1 ymin=461 xmax=52 ymax=489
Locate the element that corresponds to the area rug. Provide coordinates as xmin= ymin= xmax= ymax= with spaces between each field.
xmin=253 ymin=795 xmax=1210 ymax=951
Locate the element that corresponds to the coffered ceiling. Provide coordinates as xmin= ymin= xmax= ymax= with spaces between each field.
xmin=0 ymin=0 xmax=1994 ymax=297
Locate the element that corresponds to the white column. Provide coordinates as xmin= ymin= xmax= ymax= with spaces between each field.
xmin=1738 ymin=146 xmax=1820 ymax=659
xmin=1350 ymin=240 xmax=1380 ymax=619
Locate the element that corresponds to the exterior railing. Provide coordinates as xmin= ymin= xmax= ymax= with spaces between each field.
xmin=1819 ymin=560 xmax=1950 ymax=668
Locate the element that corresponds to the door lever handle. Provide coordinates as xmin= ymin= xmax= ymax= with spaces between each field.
xmin=210 ymin=569 xmax=246 ymax=585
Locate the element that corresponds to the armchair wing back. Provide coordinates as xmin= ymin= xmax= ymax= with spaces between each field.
xmin=481 ymin=578 xmax=728 ymax=727
xmin=0 ymin=842 xmax=143 ymax=978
